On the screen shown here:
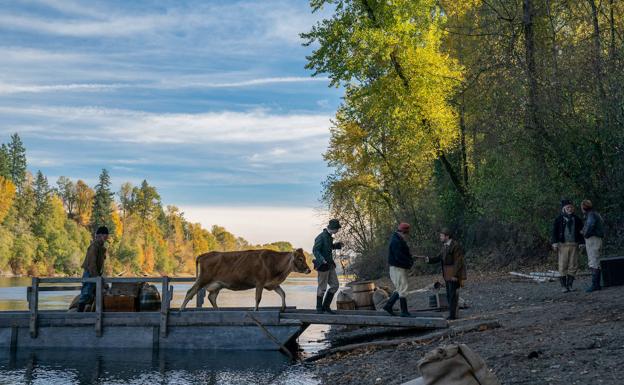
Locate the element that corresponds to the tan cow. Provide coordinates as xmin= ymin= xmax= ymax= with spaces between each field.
xmin=180 ymin=248 xmax=311 ymax=311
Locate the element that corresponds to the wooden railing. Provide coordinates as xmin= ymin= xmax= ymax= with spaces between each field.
xmin=27 ymin=276 xmax=197 ymax=339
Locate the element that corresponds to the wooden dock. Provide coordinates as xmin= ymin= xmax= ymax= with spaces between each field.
xmin=0 ymin=276 xmax=447 ymax=352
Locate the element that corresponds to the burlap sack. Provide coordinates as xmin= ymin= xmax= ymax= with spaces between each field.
xmin=417 ymin=344 xmax=501 ymax=385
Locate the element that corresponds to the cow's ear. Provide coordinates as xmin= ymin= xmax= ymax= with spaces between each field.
xmin=296 ymin=248 xmax=303 ymax=253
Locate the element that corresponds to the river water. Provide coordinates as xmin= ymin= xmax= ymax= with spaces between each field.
xmin=0 ymin=277 xmax=328 ymax=385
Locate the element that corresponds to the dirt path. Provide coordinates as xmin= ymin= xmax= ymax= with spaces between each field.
xmin=307 ymin=272 xmax=624 ymax=385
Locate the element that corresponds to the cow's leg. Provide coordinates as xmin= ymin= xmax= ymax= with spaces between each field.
xmin=273 ymin=285 xmax=286 ymax=312
xmin=207 ymin=289 xmax=221 ymax=309
xmin=180 ymin=280 xmax=203 ymax=311
xmin=254 ymin=286 xmax=263 ymax=311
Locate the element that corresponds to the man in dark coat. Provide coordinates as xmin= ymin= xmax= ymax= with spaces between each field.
xmin=312 ymin=219 xmax=343 ymax=313
xmin=383 ymin=222 xmax=414 ymax=317
xmin=426 ymin=228 xmax=466 ymax=320
xmin=78 ymin=226 xmax=109 ymax=312
xmin=552 ymin=199 xmax=584 ymax=292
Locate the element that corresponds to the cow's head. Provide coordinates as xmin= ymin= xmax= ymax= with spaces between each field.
xmin=292 ymin=248 xmax=311 ymax=274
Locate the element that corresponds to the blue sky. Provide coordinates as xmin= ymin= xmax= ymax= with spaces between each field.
xmin=0 ymin=0 xmax=342 ymax=248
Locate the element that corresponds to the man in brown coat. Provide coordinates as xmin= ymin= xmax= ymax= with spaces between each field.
xmin=77 ymin=226 xmax=109 ymax=312
xmin=426 ymin=228 xmax=467 ymax=320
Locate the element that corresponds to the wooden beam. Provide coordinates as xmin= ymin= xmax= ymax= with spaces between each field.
xmin=29 ymin=277 xmax=38 ymax=338
xmin=280 ymin=313 xmax=447 ymax=328
xmin=95 ymin=276 xmax=103 ymax=337
xmin=160 ymin=276 xmax=169 ymax=338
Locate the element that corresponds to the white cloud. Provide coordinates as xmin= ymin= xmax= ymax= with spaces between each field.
xmin=179 ymin=205 xmax=329 ymax=251
xmin=0 ymin=106 xmax=332 ymax=145
xmin=0 ymin=82 xmax=128 ymax=94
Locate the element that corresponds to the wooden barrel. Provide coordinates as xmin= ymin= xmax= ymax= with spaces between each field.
xmin=349 ymin=280 xmax=375 ymax=309
xmin=139 ymin=284 xmax=161 ymax=311
xmin=336 ymin=300 xmax=356 ymax=310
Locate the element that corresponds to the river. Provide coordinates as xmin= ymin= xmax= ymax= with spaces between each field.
xmin=0 ymin=277 xmax=328 ymax=385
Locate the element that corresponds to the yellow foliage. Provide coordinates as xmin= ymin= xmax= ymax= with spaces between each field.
xmin=0 ymin=176 xmax=16 ymax=223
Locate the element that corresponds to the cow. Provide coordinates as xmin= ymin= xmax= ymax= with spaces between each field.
xmin=180 ymin=248 xmax=311 ymax=311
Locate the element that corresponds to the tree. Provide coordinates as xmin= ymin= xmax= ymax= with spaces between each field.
xmin=0 ymin=176 xmax=16 ymax=223
xmin=0 ymin=144 xmax=10 ymax=180
xmin=75 ymin=180 xmax=94 ymax=226
xmin=56 ymin=176 xmax=76 ymax=218
xmin=7 ymin=133 xmax=27 ymax=191
xmin=91 ymin=169 xmax=115 ymax=236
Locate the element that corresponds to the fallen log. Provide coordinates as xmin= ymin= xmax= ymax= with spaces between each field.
xmin=304 ymin=320 xmax=501 ymax=363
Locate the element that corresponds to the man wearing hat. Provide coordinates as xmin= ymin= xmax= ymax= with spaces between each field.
xmin=581 ymin=199 xmax=604 ymax=292
xmin=77 ymin=226 xmax=109 ymax=312
xmin=383 ymin=222 xmax=414 ymax=317
xmin=425 ymin=228 xmax=467 ymax=320
xmin=551 ymin=199 xmax=584 ymax=292
xmin=313 ymin=219 xmax=343 ymax=313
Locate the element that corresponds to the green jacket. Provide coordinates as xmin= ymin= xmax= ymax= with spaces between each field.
xmin=312 ymin=229 xmax=340 ymax=269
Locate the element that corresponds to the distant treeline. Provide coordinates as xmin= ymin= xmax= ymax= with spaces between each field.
xmin=0 ymin=134 xmax=296 ymax=276
xmin=304 ymin=0 xmax=624 ymax=278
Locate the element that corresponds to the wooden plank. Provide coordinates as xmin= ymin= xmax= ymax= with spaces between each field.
xmin=37 ymin=286 xmax=82 ymax=292
xmin=280 ymin=313 xmax=448 ymax=328
xmin=160 ymin=276 xmax=169 ymax=338
xmin=95 ymin=276 xmax=103 ymax=337
xmin=29 ymin=277 xmax=38 ymax=338
xmin=283 ymin=308 xmax=438 ymax=317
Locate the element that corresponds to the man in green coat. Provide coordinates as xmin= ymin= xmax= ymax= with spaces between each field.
xmin=313 ymin=219 xmax=343 ymax=314
xmin=77 ymin=226 xmax=109 ymax=312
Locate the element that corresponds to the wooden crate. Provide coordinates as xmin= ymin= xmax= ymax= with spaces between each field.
xmin=104 ymin=295 xmax=138 ymax=312
xmin=601 ymin=256 xmax=624 ymax=287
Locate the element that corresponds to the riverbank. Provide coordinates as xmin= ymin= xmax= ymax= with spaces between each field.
xmin=308 ymin=271 xmax=624 ymax=385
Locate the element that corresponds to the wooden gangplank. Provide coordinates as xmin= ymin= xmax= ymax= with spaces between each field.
xmin=280 ymin=310 xmax=448 ymax=329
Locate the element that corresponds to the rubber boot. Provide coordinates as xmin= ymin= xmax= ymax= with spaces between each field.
xmin=399 ymin=297 xmax=411 ymax=317
xmin=316 ymin=296 xmax=324 ymax=313
xmin=567 ymin=275 xmax=575 ymax=291
xmin=322 ymin=291 xmax=336 ymax=314
xmin=560 ymin=276 xmax=570 ymax=293
xmin=383 ymin=292 xmax=399 ymax=316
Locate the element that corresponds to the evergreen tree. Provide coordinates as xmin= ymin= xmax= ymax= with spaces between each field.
xmin=91 ymin=169 xmax=115 ymax=236
xmin=32 ymin=170 xmax=53 ymax=237
xmin=0 ymin=144 xmax=10 ymax=180
xmin=7 ymin=134 xmax=27 ymax=191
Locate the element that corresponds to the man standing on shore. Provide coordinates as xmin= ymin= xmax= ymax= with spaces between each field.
xmin=552 ymin=199 xmax=584 ymax=293
xmin=383 ymin=222 xmax=414 ymax=317
xmin=313 ymin=219 xmax=343 ymax=314
xmin=581 ymin=199 xmax=604 ymax=292
xmin=77 ymin=226 xmax=109 ymax=312
xmin=426 ymin=228 xmax=466 ymax=320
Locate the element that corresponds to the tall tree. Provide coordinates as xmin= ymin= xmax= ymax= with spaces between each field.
xmin=0 ymin=145 xmax=10 ymax=180
xmin=56 ymin=176 xmax=76 ymax=218
xmin=7 ymin=134 xmax=27 ymax=191
xmin=90 ymin=169 xmax=115 ymax=236
xmin=75 ymin=180 xmax=94 ymax=226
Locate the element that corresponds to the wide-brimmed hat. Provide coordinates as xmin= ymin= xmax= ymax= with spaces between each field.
xmin=328 ymin=219 xmax=341 ymax=230
xmin=95 ymin=226 xmax=109 ymax=235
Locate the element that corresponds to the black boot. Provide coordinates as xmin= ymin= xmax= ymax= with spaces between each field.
xmin=322 ymin=291 xmax=336 ymax=314
xmin=383 ymin=292 xmax=399 ymax=316
xmin=316 ymin=296 xmax=324 ymax=313
xmin=567 ymin=275 xmax=575 ymax=291
xmin=560 ymin=276 xmax=570 ymax=293
xmin=399 ymin=297 xmax=411 ymax=317
xmin=586 ymin=269 xmax=601 ymax=292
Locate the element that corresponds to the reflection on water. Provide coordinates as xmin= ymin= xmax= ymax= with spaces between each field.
xmin=0 ymin=348 xmax=318 ymax=385
xmin=0 ymin=277 xmax=337 ymax=384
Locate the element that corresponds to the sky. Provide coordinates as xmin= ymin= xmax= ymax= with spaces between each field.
xmin=0 ymin=0 xmax=343 ymax=250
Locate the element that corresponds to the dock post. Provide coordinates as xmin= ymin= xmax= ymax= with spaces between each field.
xmin=29 ymin=277 xmax=39 ymax=338
xmin=160 ymin=276 xmax=169 ymax=338
xmin=95 ymin=276 xmax=103 ymax=337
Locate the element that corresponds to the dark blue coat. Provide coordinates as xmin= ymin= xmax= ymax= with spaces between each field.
xmin=388 ymin=232 xmax=413 ymax=269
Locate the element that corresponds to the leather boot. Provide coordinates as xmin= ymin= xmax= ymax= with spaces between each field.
xmin=383 ymin=292 xmax=399 ymax=316
xmin=316 ymin=296 xmax=324 ymax=313
xmin=399 ymin=297 xmax=411 ymax=317
xmin=322 ymin=291 xmax=336 ymax=314
xmin=567 ymin=275 xmax=575 ymax=291
xmin=560 ymin=276 xmax=570 ymax=293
